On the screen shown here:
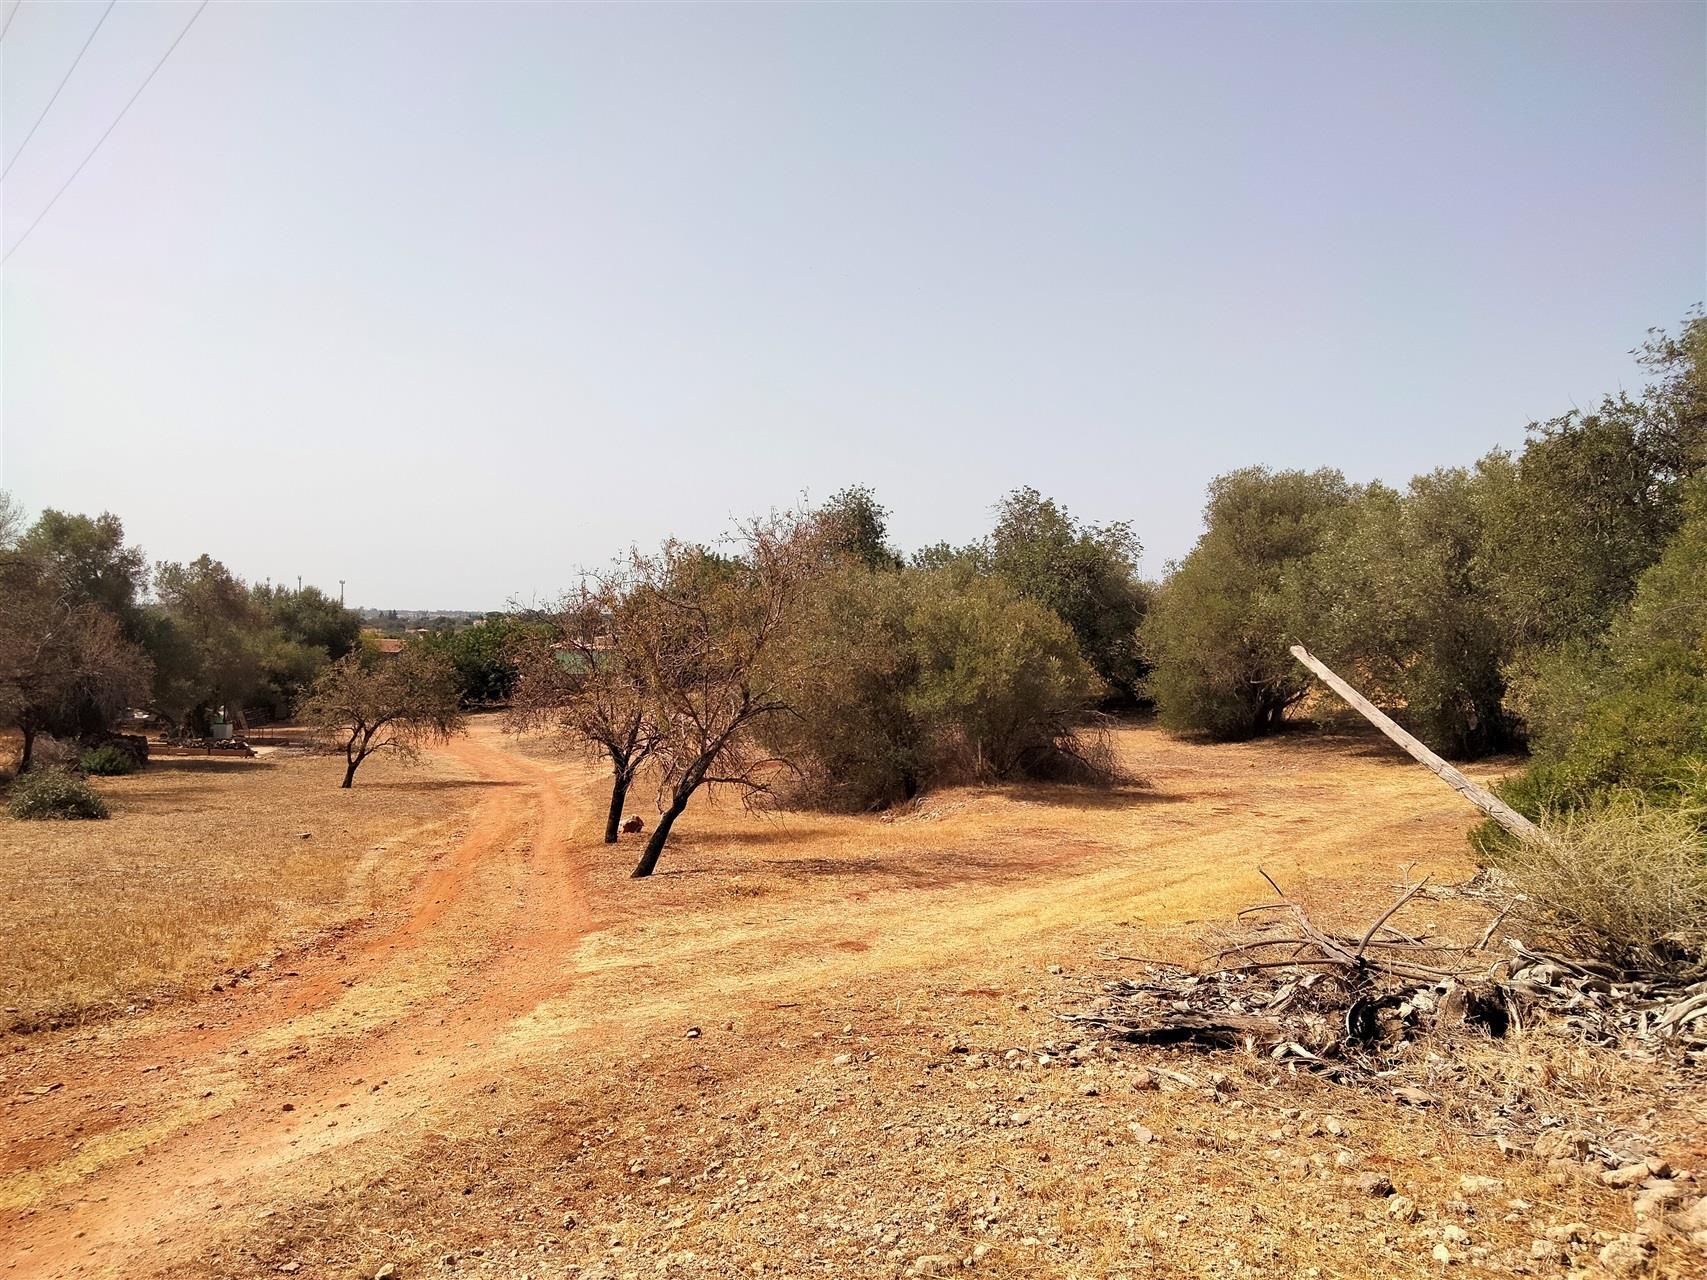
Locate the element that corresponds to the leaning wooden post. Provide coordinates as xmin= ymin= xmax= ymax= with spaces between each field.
xmin=1288 ymin=644 xmax=1553 ymax=847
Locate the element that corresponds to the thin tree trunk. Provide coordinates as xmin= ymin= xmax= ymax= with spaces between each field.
xmin=632 ymin=795 xmax=688 ymax=878
xmin=603 ymin=773 xmax=629 ymax=844
xmin=19 ymin=723 xmax=36 ymax=773
xmin=342 ymin=754 xmax=359 ymax=788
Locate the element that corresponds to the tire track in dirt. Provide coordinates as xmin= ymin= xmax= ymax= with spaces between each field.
xmin=0 ymin=724 xmax=595 ymax=1279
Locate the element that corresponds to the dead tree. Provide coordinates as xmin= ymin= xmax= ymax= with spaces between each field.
xmin=300 ymin=649 xmax=464 ymax=787
xmin=621 ymin=511 xmax=823 ymax=878
xmin=509 ymin=586 xmax=661 ymax=843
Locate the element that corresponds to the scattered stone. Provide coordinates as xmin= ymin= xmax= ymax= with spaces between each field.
xmin=1431 ymin=1243 xmax=1453 ymax=1265
xmin=1596 ymin=1233 xmax=1654 ymax=1276
xmin=911 ymin=1254 xmax=957 ymax=1277
xmin=1533 ymin=1129 xmax=1591 ymax=1162
xmin=1670 ymin=1196 xmax=1707 ymax=1233
xmin=1457 ymin=1175 xmax=1503 ymax=1197
xmin=1352 ymin=1172 xmax=1394 ymax=1197
xmin=374 ymin=1266 xmax=398 ymax=1280
xmin=832 ymin=1054 xmax=854 ymax=1068
xmin=1529 ymin=1239 xmax=1567 ymax=1263
xmin=1386 ymin=1194 xmax=1419 ymax=1224
xmin=1603 ymin=1163 xmax=1653 ymax=1189
xmin=1128 ymin=1124 xmax=1155 ymax=1144
xmin=1325 ymin=1116 xmax=1349 ymax=1138
xmin=685 ymin=1027 xmax=701 ymax=1039
xmin=1333 ymin=1151 xmax=1359 ymax=1171
xmin=1129 ymin=1068 xmax=1156 ymax=1091
xmin=1441 ymin=1225 xmax=1471 ymax=1245
xmin=1632 ymin=1181 xmax=1686 ymax=1220
xmin=281 ymin=1102 xmax=295 ymax=1113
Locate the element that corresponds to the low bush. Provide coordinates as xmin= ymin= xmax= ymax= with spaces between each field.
xmin=79 ymin=744 xmax=139 ymax=776
xmin=1494 ymin=799 xmax=1707 ymax=974
xmin=6 ymin=768 xmax=110 ymax=820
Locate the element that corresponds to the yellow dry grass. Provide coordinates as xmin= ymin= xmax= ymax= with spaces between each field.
xmin=0 ymin=748 xmax=471 ymax=1033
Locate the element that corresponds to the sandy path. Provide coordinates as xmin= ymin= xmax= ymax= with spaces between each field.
xmin=0 ymin=724 xmax=593 ymax=1278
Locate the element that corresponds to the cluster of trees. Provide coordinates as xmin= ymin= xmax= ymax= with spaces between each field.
xmin=0 ymin=500 xmax=365 ymax=769
xmin=1143 ymin=309 xmax=1705 ymax=823
xmin=512 ymin=488 xmax=1140 ymax=876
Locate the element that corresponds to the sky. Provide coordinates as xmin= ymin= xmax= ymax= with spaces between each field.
xmin=2 ymin=1 xmax=1702 ymax=610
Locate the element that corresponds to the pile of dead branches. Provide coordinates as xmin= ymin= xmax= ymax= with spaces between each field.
xmin=1060 ymin=871 xmax=1707 ymax=1087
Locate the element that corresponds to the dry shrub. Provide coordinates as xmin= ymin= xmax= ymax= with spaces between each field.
xmin=1502 ymin=798 xmax=1707 ymax=973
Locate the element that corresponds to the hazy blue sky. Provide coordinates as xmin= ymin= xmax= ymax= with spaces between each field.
xmin=3 ymin=1 xmax=1702 ymax=609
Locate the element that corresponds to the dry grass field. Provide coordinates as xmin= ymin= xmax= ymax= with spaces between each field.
xmin=0 ymin=744 xmax=473 ymax=1033
xmin=1 ymin=717 xmax=1701 ymax=1279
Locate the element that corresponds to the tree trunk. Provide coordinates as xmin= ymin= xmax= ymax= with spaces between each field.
xmin=18 ymin=723 xmax=36 ymax=773
xmin=603 ymin=774 xmax=629 ymax=844
xmin=342 ymin=755 xmax=359 ymax=788
xmin=632 ymin=796 xmax=688 ymax=878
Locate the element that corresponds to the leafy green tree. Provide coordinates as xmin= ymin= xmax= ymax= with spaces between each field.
xmin=816 ymin=484 xmax=903 ymax=571
xmin=20 ymin=510 xmax=148 ymax=637
xmin=145 ymin=556 xmax=266 ymax=732
xmin=1495 ymin=478 xmax=1707 ymax=821
xmin=987 ymin=489 xmax=1149 ymax=704
xmin=1291 ymin=466 xmax=1512 ymax=758
xmin=1143 ymin=467 xmax=1353 ymax=738
xmin=416 ymin=615 xmax=545 ymax=704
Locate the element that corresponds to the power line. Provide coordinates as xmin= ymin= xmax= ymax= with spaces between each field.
xmin=2 ymin=0 xmax=208 ymax=265
xmin=2 ymin=0 xmax=118 ymax=182
xmin=0 ymin=2 xmax=23 ymax=46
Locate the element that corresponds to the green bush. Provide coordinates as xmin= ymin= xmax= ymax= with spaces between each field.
xmin=766 ymin=567 xmax=1101 ymax=810
xmin=6 ymin=768 xmax=109 ymax=820
xmin=79 ymin=744 xmax=139 ymax=776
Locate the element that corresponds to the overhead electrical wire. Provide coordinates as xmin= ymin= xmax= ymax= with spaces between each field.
xmin=0 ymin=2 xmax=23 ymax=46
xmin=3 ymin=0 xmax=119 ymax=181
xmin=2 ymin=0 xmax=208 ymax=264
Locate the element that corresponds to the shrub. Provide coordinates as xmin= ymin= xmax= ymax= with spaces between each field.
xmin=767 ymin=567 xmax=1103 ymax=810
xmin=1494 ymin=799 xmax=1707 ymax=974
xmin=79 ymin=744 xmax=139 ymax=776
xmin=6 ymin=768 xmax=109 ymax=820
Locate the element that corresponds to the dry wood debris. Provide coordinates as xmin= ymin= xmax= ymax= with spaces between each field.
xmin=1061 ymin=870 xmax=1707 ymax=1093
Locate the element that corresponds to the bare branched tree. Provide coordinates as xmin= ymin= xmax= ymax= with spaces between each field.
xmin=509 ymin=585 xmax=661 ymax=843
xmin=622 ymin=510 xmax=824 ymax=878
xmin=300 ymin=649 xmax=465 ymax=787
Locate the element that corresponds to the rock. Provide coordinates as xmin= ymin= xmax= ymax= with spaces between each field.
xmin=375 ymin=1267 xmax=398 ymax=1280
xmin=912 ymin=1254 xmax=958 ymax=1277
xmin=1533 ymin=1129 xmax=1591 ymax=1162
xmin=685 ymin=1027 xmax=701 ymax=1039
xmin=1441 ymin=1225 xmax=1470 ymax=1245
xmin=1129 ymin=1068 xmax=1156 ymax=1091
xmin=1333 ymin=1151 xmax=1359 ymax=1170
xmin=1632 ymin=1181 xmax=1686 ymax=1220
xmin=1079 ymin=1083 xmax=1099 ymax=1097
xmin=1529 ymin=1239 xmax=1567 ymax=1263
xmin=1352 ymin=1172 xmax=1394 ymax=1197
xmin=276 ymin=1267 xmax=300 ymax=1276
xmin=1670 ymin=1196 xmax=1707 ymax=1233
xmin=281 ymin=1102 xmax=295 ymax=1113
xmin=1325 ymin=1116 xmax=1349 ymax=1138
xmin=1543 ymin=1222 xmax=1592 ymax=1244
xmin=1603 ymin=1163 xmax=1653 ymax=1189
xmin=1386 ymin=1194 xmax=1419 ymax=1223
xmin=1496 ymin=1136 xmax=1524 ymax=1160
xmin=1457 ymin=1175 xmax=1503 ymax=1196
xmin=1392 ymin=1086 xmax=1434 ymax=1107
xmin=1596 ymin=1233 xmax=1653 ymax=1276
xmin=1432 ymin=1243 xmax=1453 ymax=1265
xmin=1128 ymin=1124 xmax=1155 ymax=1144
xmin=1644 ymin=1157 xmax=1672 ymax=1179
xmin=832 ymin=1054 xmax=853 ymax=1068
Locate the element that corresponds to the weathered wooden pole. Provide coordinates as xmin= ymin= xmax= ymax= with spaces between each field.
xmin=1289 ymin=644 xmax=1553 ymax=846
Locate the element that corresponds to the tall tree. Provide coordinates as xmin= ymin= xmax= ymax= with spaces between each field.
xmin=20 ymin=510 xmax=148 ymax=636
xmin=146 ymin=556 xmax=265 ymax=732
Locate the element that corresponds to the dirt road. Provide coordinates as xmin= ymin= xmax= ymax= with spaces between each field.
xmin=2 ymin=721 xmax=1694 ymax=1278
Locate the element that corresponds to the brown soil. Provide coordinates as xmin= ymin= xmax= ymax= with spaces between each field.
xmin=1 ymin=718 xmax=1700 ymax=1279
